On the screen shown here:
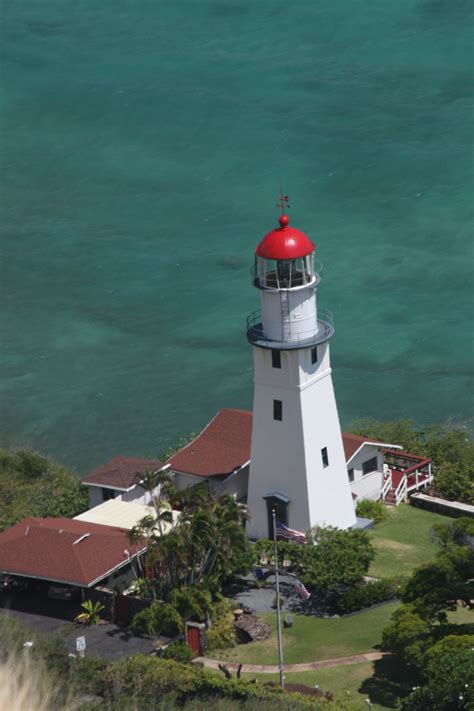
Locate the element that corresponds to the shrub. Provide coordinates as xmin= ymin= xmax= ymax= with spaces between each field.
xmin=161 ymin=641 xmax=195 ymax=663
xmin=130 ymin=603 xmax=183 ymax=637
xmin=356 ymin=499 xmax=387 ymax=524
xmin=171 ymin=587 xmax=213 ymax=623
xmin=334 ymin=577 xmax=405 ymax=614
xmin=206 ymin=601 xmax=236 ymax=651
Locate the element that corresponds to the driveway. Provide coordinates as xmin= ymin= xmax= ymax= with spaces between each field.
xmin=0 ymin=594 xmax=157 ymax=661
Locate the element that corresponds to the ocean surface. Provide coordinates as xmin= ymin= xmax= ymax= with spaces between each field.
xmin=1 ymin=0 xmax=473 ymax=475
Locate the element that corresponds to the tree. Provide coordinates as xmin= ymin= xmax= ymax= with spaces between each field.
xmin=303 ymin=526 xmax=375 ymax=591
xmin=382 ymin=604 xmax=433 ymax=668
xmin=402 ymin=547 xmax=474 ymax=621
xmin=402 ymin=644 xmax=474 ymax=710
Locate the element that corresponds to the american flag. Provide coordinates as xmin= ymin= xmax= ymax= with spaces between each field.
xmin=293 ymin=580 xmax=311 ymax=601
xmin=276 ymin=520 xmax=307 ymax=544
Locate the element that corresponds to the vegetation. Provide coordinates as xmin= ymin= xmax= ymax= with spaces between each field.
xmin=219 ymin=602 xmax=400 ymax=666
xmin=74 ymin=599 xmax=105 ymax=626
xmin=130 ymin=475 xmax=253 ymax=598
xmin=380 ymin=517 xmax=474 ymax=709
xmin=333 ymin=577 xmax=406 ymax=615
xmin=0 ymin=615 xmax=357 ymax=710
xmin=349 ymin=419 xmax=474 ymax=504
xmin=0 ymin=448 xmax=88 ymax=531
xmin=355 ymin=499 xmax=387 ymax=524
xmin=160 ymin=640 xmax=196 ymax=663
xmin=255 ymin=526 xmax=375 ymax=595
xmin=368 ymin=503 xmax=453 ymax=579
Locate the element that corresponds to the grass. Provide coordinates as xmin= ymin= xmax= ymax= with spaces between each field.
xmin=240 ymin=663 xmax=390 ymax=711
xmin=368 ymin=503 xmax=452 ymax=578
xmin=218 ymin=602 xmax=399 ymax=666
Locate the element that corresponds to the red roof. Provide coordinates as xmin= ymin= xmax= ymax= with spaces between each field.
xmin=342 ymin=433 xmax=398 ymax=462
xmin=168 ymin=409 xmax=252 ymax=478
xmin=256 ymin=215 xmax=315 ymax=260
xmin=0 ymin=518 xmax=144 ymax=587
xmin=82 ymin=455 xmax=166 ymax=490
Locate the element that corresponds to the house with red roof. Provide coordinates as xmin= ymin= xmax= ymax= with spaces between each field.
xmin=166 ymin=409 xmax=432 ymax=509
xmin=0 ymin=517 xmax=145 ymax=591
xmin=81 ymin=455 xmax=169 ymax=509
xmin=167 ymin=409 xmax=252 ymax=501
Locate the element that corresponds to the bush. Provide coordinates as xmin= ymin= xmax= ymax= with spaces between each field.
xmin=205 ymin=600 xmax=236 ymax=651
xmin=356 ymin=499 xmax=387 ymax=524
xmin=161 ymin=641 xmax=195 ymax=663
xmin=171 ymin=587 xmax=213 ymax=623
xmin=130 ymin=603 xmax=183 ymax=637
xmin=334 ymin=577 xmax=405 ymax=614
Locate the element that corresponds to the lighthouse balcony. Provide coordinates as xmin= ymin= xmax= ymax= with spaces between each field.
xmin=246 ymin=307 xmax=334 ymax=350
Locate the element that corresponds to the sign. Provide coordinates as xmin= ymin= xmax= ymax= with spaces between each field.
xmin=76 ymin=636 xmax=86 ymax=656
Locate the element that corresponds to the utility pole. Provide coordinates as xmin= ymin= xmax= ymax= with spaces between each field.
xmin=272 ymin=509 xmax=284 ymax=689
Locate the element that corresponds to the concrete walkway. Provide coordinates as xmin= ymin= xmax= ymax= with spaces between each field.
xmin=194 ymin=651 xmax=387 ymax=674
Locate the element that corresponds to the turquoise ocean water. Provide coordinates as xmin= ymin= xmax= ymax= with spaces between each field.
xmin=1 ymin=1 xmax=473 ymax=474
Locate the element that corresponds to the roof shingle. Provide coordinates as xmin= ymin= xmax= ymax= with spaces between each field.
xmin=81 ymin=455 xmax=166 ymax=490
xmin=0 ymin=518 xmax=144 ymax=587
xmin=168 ymin=409 xmax=252 ymax=478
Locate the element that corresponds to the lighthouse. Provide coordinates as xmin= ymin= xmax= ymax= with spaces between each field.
xmin=246 ymin=208 xmax=356 ymax=539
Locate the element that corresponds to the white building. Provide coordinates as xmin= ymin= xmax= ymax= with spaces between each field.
xmin=244 ymin=213 xmax=357 ymax=539
xmin=81 ymin=455 xmax=169 ymax=508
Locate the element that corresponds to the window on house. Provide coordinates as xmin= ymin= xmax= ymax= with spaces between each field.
xmin=311 ymin=346 xmax=318 ymax=364
xmin=362 ymin=457 xmax=378 ymax=476
xmin=101 ymin=487 xmax=115 ymax=502
xmin=348 ymin=468 xmax=355 ymax=482
xmin=273 ymin=399 xmax=283 ymax=421
xmin=321 ymin=447 xmax=329 ymax=467
xmin=272 ymin=350 xmax=281 ymax=369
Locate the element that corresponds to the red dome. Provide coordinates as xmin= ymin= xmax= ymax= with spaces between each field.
xmin=256 ymin=215 xmax=315 ymax=260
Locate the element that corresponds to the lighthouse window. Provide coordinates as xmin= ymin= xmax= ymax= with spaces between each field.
xmin=311 ymin=346 xmax=318 ymax=364
xmin=321 ymin=447 xmax=329 ymax=468
xmin=362 ymin=457 xmax=378 ymax=476
xmin=273 ymin=399 xmax=283 ymax=421
xmin=271 ymin=350 xmax=281 ymax=369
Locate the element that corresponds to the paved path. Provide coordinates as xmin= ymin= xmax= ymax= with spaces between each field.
xmin=194 ymin=651 xmax=387 ymax=674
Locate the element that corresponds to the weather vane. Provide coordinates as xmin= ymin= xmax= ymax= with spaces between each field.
xmin=276 ymin=194 xmax=290 ymax=215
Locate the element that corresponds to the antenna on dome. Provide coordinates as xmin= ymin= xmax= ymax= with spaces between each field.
xmin=276 ymin=181 xmax=290 ymax=215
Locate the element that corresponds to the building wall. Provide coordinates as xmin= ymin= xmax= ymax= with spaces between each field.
xmin=209 ymin=466 xmax=249 ymax=501
xmin=86 ymin=484 xmax=157 ymax=509
xmin=348 ymin=446 xmax=385 ymax=501
xmin=246 ymin=341 xmax=356 ymax=540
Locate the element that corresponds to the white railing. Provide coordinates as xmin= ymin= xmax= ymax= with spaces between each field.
xmin=381 ymin=470 xmax=392 ymax=501
xmin=395 ymin=476 xmax=407 ymax=506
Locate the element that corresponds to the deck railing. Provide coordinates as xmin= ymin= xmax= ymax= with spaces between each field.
xmin=381 ymin=470 xmax=393 ymax=501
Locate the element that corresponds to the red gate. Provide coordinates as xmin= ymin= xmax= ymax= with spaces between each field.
xmin=185 ymin=622 xmax=205 ymax=655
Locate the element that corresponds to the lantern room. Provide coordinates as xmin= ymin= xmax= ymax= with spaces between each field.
xmin=253 ymin=215 xmax=319 ymax=290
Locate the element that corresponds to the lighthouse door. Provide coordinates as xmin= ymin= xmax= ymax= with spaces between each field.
xmin=265 ymin=496 xmax=288 ymax=539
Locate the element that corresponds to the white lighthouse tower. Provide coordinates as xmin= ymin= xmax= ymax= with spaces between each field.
xmin=246 ymin=208 xmax=356 ymax=539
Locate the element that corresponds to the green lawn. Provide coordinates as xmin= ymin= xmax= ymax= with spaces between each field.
xmin=368 ymin=503 xmax=452 ymax=578
xmin=218 ymin=602 xmax=399 ymax=665
xmin=241 ymin=663 xmax=390 ymax=711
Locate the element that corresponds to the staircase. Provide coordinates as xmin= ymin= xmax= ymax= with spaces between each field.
xmin=280 ymin=292 xmax=290 ymax=341
xmin=383 ymin=470 xmax=406 ymax=506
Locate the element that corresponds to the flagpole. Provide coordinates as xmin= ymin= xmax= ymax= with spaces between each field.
xmin=272 ymin=509 xmax=285 ymax=689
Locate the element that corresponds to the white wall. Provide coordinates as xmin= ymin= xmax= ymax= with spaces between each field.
xmin=246 ymin=342 xmax=356 ymax=540
xmin=348 ymin=446 xmax=385 ymax=501
xmin=209 ymin=466 xmax=249 ymax=501
xmin=260 ymin=284 xmax=317 ymax=342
